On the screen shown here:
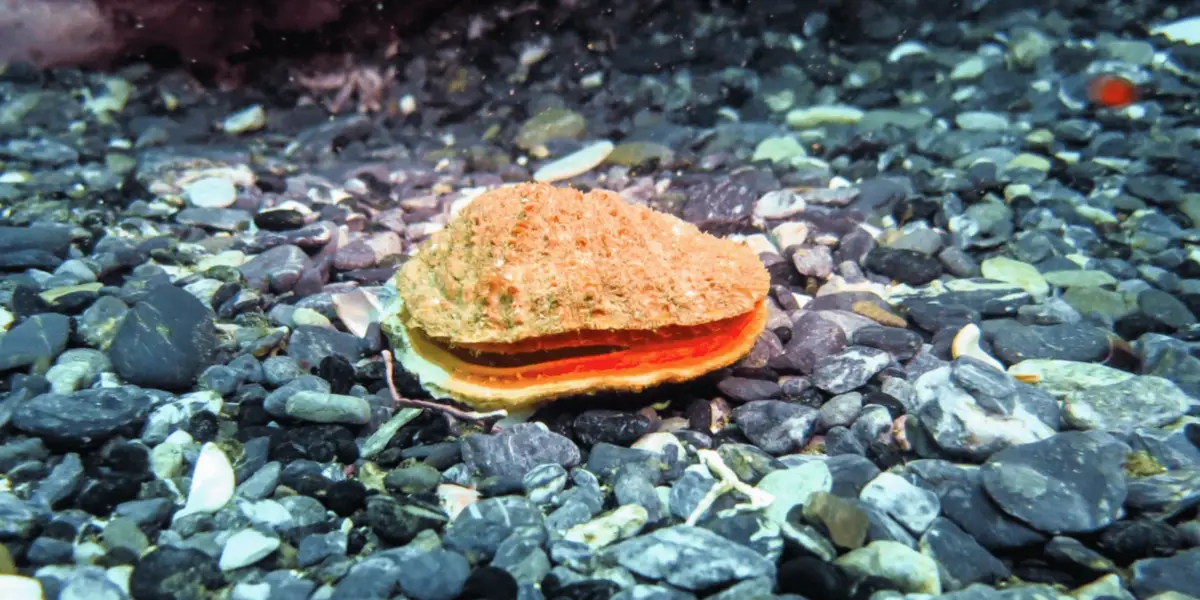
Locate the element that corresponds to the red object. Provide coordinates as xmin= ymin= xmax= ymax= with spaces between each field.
xmin=1087 ymin=74 xmax=1140 ymax=108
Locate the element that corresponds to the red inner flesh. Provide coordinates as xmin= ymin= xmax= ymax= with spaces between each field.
xmin=408 ymin=300 xmax=767 ymax=389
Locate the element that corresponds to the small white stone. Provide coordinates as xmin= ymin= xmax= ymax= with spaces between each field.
xmin=1150 ymin=16 xmax=1200 ymax=45
xmin=174 ymin=442 xmax=235 ymax=521
xmin=183 ymin=176 xmax=237 ymax=208
xmin=221 ymin=105 xmax=267 ymax=134
xmin=219 ymin=528 xmax=281 ymax=571
xmin=533 ymin=140 xmax=615 ymax=182
xmin=888 ymin=41 xmax=930 ymax=63
xmin=0 ymin=575 xmax=44 ymax=600
xmin=786 ymin=105 xmax=864 ymax=129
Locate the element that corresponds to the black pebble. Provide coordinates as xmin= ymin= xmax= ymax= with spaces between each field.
xmin=863 ymin=247 xmax=944 ymax=286
xmin=776 ymin=557 xmax=852 ymax=600
xmin=459 ymin=566 xmax=519 ymax=600
xmin=323 ymin=480 xmax=368 ymax=517
xmin=130 ymin=546 xmax=225 ymax=600
xmin=254 ymin=209 xmax=306 ymax=231
xmin=186 ymin=411 xmax=220 ymax=443
xmin=318 ymin=355 xmax=356 ymax=394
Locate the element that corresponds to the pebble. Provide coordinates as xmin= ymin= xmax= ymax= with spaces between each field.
xmin=0 ymin=313 xmax=70 ymax=370
xmin=980 ymin=256 xmax=1049 ymax=300
xmin=11 ymin=386 xmax=155 ymax=446
xmin=218 ymin=528 xmax=281 ymax=571
xmin=600 ymin=525 xmax=776 ymax=591
xmin=859 ymin=472 xmax=940 ymax=535
xmin=980 ymin=431 xmax=1129 ymax=535
xmin=460 ymin=423 xmax=582 ymax=480
xmin=175 ymin=442 xmax=236 ymax=521
xmin=1063 ymin=375 xmax=1190 ymax=432
xmin=108 ymin=284 xmax=217 ymax=390
xmin=183 ymin=176 xmax=238 ymax=208
xmin=864 ymin=248 xmax=944 ymax=285
xmin=834 ymin=540 xmax=941 ymax=594
xmin=811 ymin=346 xmax=891 ymax=394
xmin=533 ymin=140 xmax=615 ymax=182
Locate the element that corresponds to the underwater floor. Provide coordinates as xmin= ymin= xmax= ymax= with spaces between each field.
xmin=1 ymin=0 xmax=1199 ymax=598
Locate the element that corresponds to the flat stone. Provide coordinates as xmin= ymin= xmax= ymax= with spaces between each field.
xmin=980 ymin=431 xmax=1129 ymax=535
xmin=600 ymin=525 xmax=776 ymax=591
xmin=0 ymin=313 xmax=70 ymax=371
xmin=811 ymin=346 xmax=891 ymax=394
xmin=108 ymin=285 xmax=217 ymax=390
xmin=990 ymin=323 xmax=1111 ymax=365
xmin=12 ymin=386 xmax=156 ymax=446
xmin=461 ymin=423 xmax=581 ymax=480
xmin=1063 ymin=375 xmax=1190 ymax=433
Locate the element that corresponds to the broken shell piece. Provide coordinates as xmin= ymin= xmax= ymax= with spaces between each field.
xmin=950 ymin=323 xmax=1005 ymax=371
xmin=386 ymin=182 xmax=771 ymax=410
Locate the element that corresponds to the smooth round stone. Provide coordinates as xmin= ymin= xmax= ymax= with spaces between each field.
xmin=981 ymin=256 xmax=1049 ymax=300
xmin=1063 ymin=375 xmax=1190 ymax=433
xmin=863 ymin=248 xmax=943 ymax=286
xmin=1139 ymin=288 xmax=1197 ymax=329
xmin=108 ymin=285 xmax=217 ymax=390
xmin=183 ymin=176 xmax=237 ymax=208
xmin=254 ymin=209 xmax=305 ymax=231
xmin=1042 ymin=270 xmax=1118 ymax=288
xmin=219 ymin=528 xmax=281 ymax=571
xmin=980 ymin=431 xmax=1128 ymax=535
xmin=990 ymin=323 xmax=1110 ymax=365
xmin=1007 ymin=359 xmax=1134 ymax=397
xmin=1062 ymin=287 xmax=1136 ymax=320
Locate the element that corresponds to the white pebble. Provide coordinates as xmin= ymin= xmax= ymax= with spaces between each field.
xmin=0 ymin=575 xmax=44 ymax=600
xmin=221 ymin=105 xmax=267 ymax=134
xmin=1150 ymin=16 xmax=1200 ymax=44
xmin=183 ymin=176 xmax=237 ymax=208
xmin=533 ymin=140 xmax=614 ymax=182
xmin=174 ymin=442 xmax=235 ymax=522
xmin=219 ymin=528 xmax=281 ymax=571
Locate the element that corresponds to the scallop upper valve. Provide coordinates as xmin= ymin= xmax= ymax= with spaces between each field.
xmin=382 ymin=182 xmax=772 ymax=411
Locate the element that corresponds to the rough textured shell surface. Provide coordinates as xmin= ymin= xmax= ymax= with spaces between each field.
xmin=394 ymin=182 xmax=770 ymax=344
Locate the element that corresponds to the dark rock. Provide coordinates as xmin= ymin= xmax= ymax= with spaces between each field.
xmin=0 ymin=224 xmax=73 ymax=256
xmin=108 ymin=285 xmax=217 ymax=390
xmin=717 ymin=377 xmax=781 ymax=403
xmin=600 ymin=525 xmax=776 ymax=590
xmin=287 ymin=325 xmax=362 ymax=370
xmin=990 ymin=323 xmax=1111 ymax=364
xmin=461 ymin=423 xmax=582 ymax=480
xmin=1095 ymin=519 xmax=1182 ymax=564
xmin=1130 ymin=549 xmax=1200 ymax=598
xmin=572 ymin=410 xmax=653 ymax=447
xmin=864 ymin=248 xmax=943 ymax=286
xmin=130 ymin=546 xmax=225 ymax=600
xmin=395 ymin=548 xmax=471 ymax=600
xmin=443 ymin=496 xmax=545 ymax=561
xmin=851 ymin=326 xmax=922 ymax=360
xmin=0 ymin=313 xmax=70 ymax=371
xmin=12 ymin=386 xmax=156 ymax=446
xmin=239 ymin=244 xmax=310 ymax=293
xmin=980 ymin=431 xmax=1129 ymax=535
xmin=918 ymin=517 xmax=1012 ymax=589
xmin=365 ymin=495 xmax=448 ymax=546
xmin=254 ymin=209 xmax=306 ymax=231
xmin=768 ymin=312 xmax=846 ymax=374
xmin=733 ymin=400 xmax=819 ymax=455
xmin=811 ymin=346 xmax=891 ymax=394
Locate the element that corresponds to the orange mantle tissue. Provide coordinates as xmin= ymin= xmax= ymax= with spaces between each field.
xmin=383 ymin=182 xmax=770 ymax=410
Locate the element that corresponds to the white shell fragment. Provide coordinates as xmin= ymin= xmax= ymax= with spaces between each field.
xmin=1150 ymin=16 xmax=1200 ymax=45
xmin=219 ymin=528 xmax=281 ymax=571
xmin=0 ymin=575 xmax=44 ymax=600
xmin=533 ymin=140 xmax=614 ymax=182
xmin=951 ymin=323 xmax=1005 ymax=371
xmin=174 ymin=442 xmax=236 ymax=522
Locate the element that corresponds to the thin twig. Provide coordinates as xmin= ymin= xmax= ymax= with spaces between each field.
xmin=381 ymin=350 xmax=507 ymax=430
xmin=685 ymin=449 xmax=776 ymax=526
